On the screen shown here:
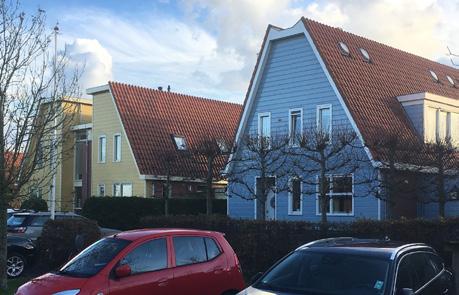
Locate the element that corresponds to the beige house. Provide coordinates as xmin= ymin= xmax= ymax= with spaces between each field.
xmin=25 ymin=98 xmax=92 ymax=211
xmin=87 ymin=82 xmax=242 ymax=199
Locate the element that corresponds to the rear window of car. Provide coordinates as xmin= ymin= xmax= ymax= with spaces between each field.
xmin=173 ymin=236 xmax=222 ymax=267
xmin=7 ymin=215 xmax=27 ymax=227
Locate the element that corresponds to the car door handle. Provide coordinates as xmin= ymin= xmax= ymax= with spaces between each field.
xmin=158 ymin=279 xmax=169 ymax=287
xmin=442 ymin=288 xmax=448 ymax=294
xmin=213 ymin=268 xmax=224 ymax=275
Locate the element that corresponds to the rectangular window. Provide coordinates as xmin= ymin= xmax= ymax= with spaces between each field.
xmin=317 ymin=105 xmax=332 ymax=137
xmin=114 ymin=134 xmax=121 ymax=162
xmin=317 ymin=175 xmax=353 ymax=215
xmin=173 ymin=135 xmax=187 ymax=150
xmin=98 ymin=136 xmax=106 ymax=163
xmin=98 ymin=184 xmax=105 ymax=197
xmin=113 ymin=183 xmax=121 ymax=197
xmin=29 ymin=187 xmax=41 ymax=198
xmin=289 ymin=178 xmax=302 ymax=215
xmin=173 ymin=236 xmax=207 ymax=266
xmin=436 ymin=110 xmax=450 ymax=142
xmin=289 ymin=109 xmax=302 ymax=145
xmin=122 ymin=184 xmax=133 ymax=197
xmin=74 ymin=141 xmax=85 ymax=180
xmin=258 ymin=112 xmax=271 ymax=138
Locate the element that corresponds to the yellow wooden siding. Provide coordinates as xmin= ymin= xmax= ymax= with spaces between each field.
xmin=91 ymin=90 xmax=145 ymax=197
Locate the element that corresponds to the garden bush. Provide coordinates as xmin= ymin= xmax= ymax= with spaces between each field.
xmin=20 ymin=197 xmax=48 ymax=211
xmin=81 ymin=197 xmax=226 ymax=230
xmin=40 ymin=218 xmax=101 ymax=268
xmin=140 ymin=215 xmax=459 ymax=280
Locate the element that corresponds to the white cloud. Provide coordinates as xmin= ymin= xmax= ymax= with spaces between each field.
xmin=65 ymin=38 xmax=113 ymax=92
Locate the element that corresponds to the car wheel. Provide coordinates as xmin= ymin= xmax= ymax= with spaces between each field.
xmin=7 ymin=253 xmax=26 ymax=278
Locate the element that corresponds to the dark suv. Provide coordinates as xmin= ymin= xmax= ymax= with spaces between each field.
xmin=240 ymin=237 xmax=454 ymax=295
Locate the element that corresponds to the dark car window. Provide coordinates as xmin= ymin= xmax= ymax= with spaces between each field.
xmin=173 ymin=237 xmax=207 ymax=266
xmin=59 ymin=238 xmax=131 ymax=277
xmin=122 ymin=238 xmax=168 ymax=274
xmin=7 ymin=215 xmax=27 ymax=227
xmin=205 ymin=237 xmax=221 ymax=260
xmin=29 ymin=216 xmax=50 ymax=226
xmin=255 ymin=250 xmax=389 ymax=295
xmin=396 ymin=252 xmax=443 ymax=293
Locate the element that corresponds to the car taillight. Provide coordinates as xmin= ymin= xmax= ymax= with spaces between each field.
xmin=10 ymin=227 xmax=27 ymax=233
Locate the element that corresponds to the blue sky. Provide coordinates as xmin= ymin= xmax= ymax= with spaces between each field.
xmin=22 ymin=0 xmax=459 ymax=103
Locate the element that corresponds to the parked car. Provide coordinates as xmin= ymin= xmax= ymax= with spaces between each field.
xmin=7 ymin=208 xmax=16 ymax=219
xmin=7 ymin=236 xmax=36 ymax=278
xmin=239 ymin=237 xmax=455 ymax=295
xmin=7 ymin=211 xmax=119 ymax=241
xmin=16 ymin=228 xmax=245 ymax=295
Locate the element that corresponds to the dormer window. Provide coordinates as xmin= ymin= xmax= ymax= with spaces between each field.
xmin=359 ymin=48 xmax=371 ymax=63
xmin=173 ymin=135 xmax=187 ymax=150
xmin=216 ymin=139 xmax=229 ymax=153
xmin=446 ymin=75 xmax=456 ymax=87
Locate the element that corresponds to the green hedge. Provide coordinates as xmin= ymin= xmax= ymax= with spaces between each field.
xmin=20 ymin=197 xmax=48 ymax=211
xmin=81 ymin=197 xmax=226 ymax=230
xmin=40 ymin=218 xmax=101 ymax=268
xmin=140 ymin=215 xmax=459 ymax=280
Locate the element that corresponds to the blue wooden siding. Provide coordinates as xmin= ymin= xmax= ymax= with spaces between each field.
xmin=419 ymin=176 xmax=459 ymax=218
xmin=403 ymin=104 xmax=424 ymax=137
xmin=228 ymin=34 xmax=380 ymax=221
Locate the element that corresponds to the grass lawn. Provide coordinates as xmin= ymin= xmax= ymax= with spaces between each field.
xmin=4 ymin=276 xmax=30 ymax=295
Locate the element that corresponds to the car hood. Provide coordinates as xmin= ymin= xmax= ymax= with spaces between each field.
xmin=16 ymin=273 xmax=89 ymax=294
xmin=238 ymin=286 xmax=291 ymax=295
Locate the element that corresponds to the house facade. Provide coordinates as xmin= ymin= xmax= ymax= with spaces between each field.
xmin=87 ymin=82 xmax=242 ymax=199
xmin=228 ymin=18 xmax=459 ymax=221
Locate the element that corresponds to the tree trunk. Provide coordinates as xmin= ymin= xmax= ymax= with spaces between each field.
xmin=437 ymin=172 xmax=446 ymax=219
xmin=0 ymin=109 xmax=7 ymax=290
xmin=206 ymin=155 xmax=214 ymax=215
xmin=164 ymin=171 xmax=171 ymax=216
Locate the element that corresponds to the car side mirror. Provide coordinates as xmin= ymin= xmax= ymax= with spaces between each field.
xmin=250 ymin=272 xmax=263 ymax=285
xmin=115 ymin=264 xmax=131 ymax=278
xmin=398 ymin=288 xmax=414 ymax=295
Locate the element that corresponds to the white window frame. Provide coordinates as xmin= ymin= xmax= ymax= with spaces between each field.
xmin=257 ymin=112 xmax=271 ymax=138
xmin=98 ymin=184 xmax=105 ymax=197
xmin=289 ymin=108 xmax=303 ymax=146
xmin=113 ymin=183 xmax=121 ymax=197
xmin=316 ymin=104 xmax=332 ymax=137
xmin=113 ymin=133 xmax=122 ymax=162
xmin=121 ymin=183 xmax=133 ymax=197
xmin=98 ymin=135 xmax=106 ymax=163
xmin=315 ymin=174 xmax=354 ymax=216
xmin=288 ymin=177 xmax=303 ymax=215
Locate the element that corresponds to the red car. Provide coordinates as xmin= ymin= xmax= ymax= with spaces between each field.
xmin=16 ymin=229 xmax=245 ymax=295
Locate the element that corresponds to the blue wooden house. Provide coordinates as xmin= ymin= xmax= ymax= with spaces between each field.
xmin=227 ymin=18 xmax=459 ymax=221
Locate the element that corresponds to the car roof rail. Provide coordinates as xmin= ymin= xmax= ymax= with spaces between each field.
xmin=390 ymin=243 xmax=430 ymax=260
xmin=296 ymin=237 xmax=356 ymax=250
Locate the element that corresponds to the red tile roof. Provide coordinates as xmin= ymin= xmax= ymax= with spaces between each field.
xmin=109 ymin=82 xmax=242 ymax=178
xmin=301 ymin=18 xmax=459 ymax=161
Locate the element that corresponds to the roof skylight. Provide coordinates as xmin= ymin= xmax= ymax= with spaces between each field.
xmin=429 ymin=70 xmax=439 ymax=83
xmin=359 ymin=48 xmax=371 ymax=62
xmin=173 ymin=135 xmax=187 ymax=150
xmin=446 ymin=75 xmax=455 ymax=87
xmin=338 ymin=42 xmax=350 ymax=56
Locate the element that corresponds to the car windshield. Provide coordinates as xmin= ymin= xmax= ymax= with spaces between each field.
xmin=7 ymin=215 xmax=27 ymax=227
xmin=59 ymin=238 xmax=131 ymax=277
xmin=254 ymin=250 xmax=389 ymax=295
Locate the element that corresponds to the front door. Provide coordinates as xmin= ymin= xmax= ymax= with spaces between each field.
xmin=266 ymin=190 xmax=275 ymax=220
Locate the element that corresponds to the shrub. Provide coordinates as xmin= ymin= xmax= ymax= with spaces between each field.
xmin=140 ymin=215 xmax=459 ymax=280
xmin=40 ymin=218 xmax=101 ymax=268
xmin=20 ymin=197 xmax=48 ymax=211
xmin=81 ymin=197 xmax=227 ymax=230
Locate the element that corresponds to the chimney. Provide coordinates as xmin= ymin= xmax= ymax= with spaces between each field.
xmin=158 ymin=86 xmax=163 ymax=91
xmin=167 ymin=85 xmax=171 ymax=92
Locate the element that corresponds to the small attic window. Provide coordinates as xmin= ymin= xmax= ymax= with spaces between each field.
xmin=173 ymin=135 xmax=187 ymax=150
xmin=446 ymin=75 xmax=456 ymax=87
xmin=216 ymin=139 xmax=229 ymax=153
xmin=429 ymin=70 xmax=439 ymax=83
xmin=359 ymin=48 xmax=371 ymax=62
xmin=338 ymin=42 xmax=350 ymax=56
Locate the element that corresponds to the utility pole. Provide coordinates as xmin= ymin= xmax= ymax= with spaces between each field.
xmin=50 ymin=23 xmax=59 ymax=220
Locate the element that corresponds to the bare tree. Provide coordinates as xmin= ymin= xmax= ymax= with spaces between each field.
xmin=190 ymin=135 xmax=232 ymax=215
xmin=366 ymin=132 xmax=425 ymax=219
xmin=422 ymin=137 xmax=459 ymax=218
xmin=158 ymin=150 xmax=178 ymax=216
xmin=0 ymin=1 xmax=80 ymax=289
xmin=290 ymin=125 xmax=365 ymax=232
xmin=447 ymin=46 xmax=459 ymax=67
xmin=227 ymin=134 xmax=290 ymax=220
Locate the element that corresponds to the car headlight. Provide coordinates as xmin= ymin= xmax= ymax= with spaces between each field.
xmin=52 ymin=290 xmax=80 ymax=295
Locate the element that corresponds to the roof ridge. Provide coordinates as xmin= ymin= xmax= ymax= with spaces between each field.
xmin=301 ymin=17 xmax=459 ymax=74
xmin=108 ymin=81 xmax=242 ymax=107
